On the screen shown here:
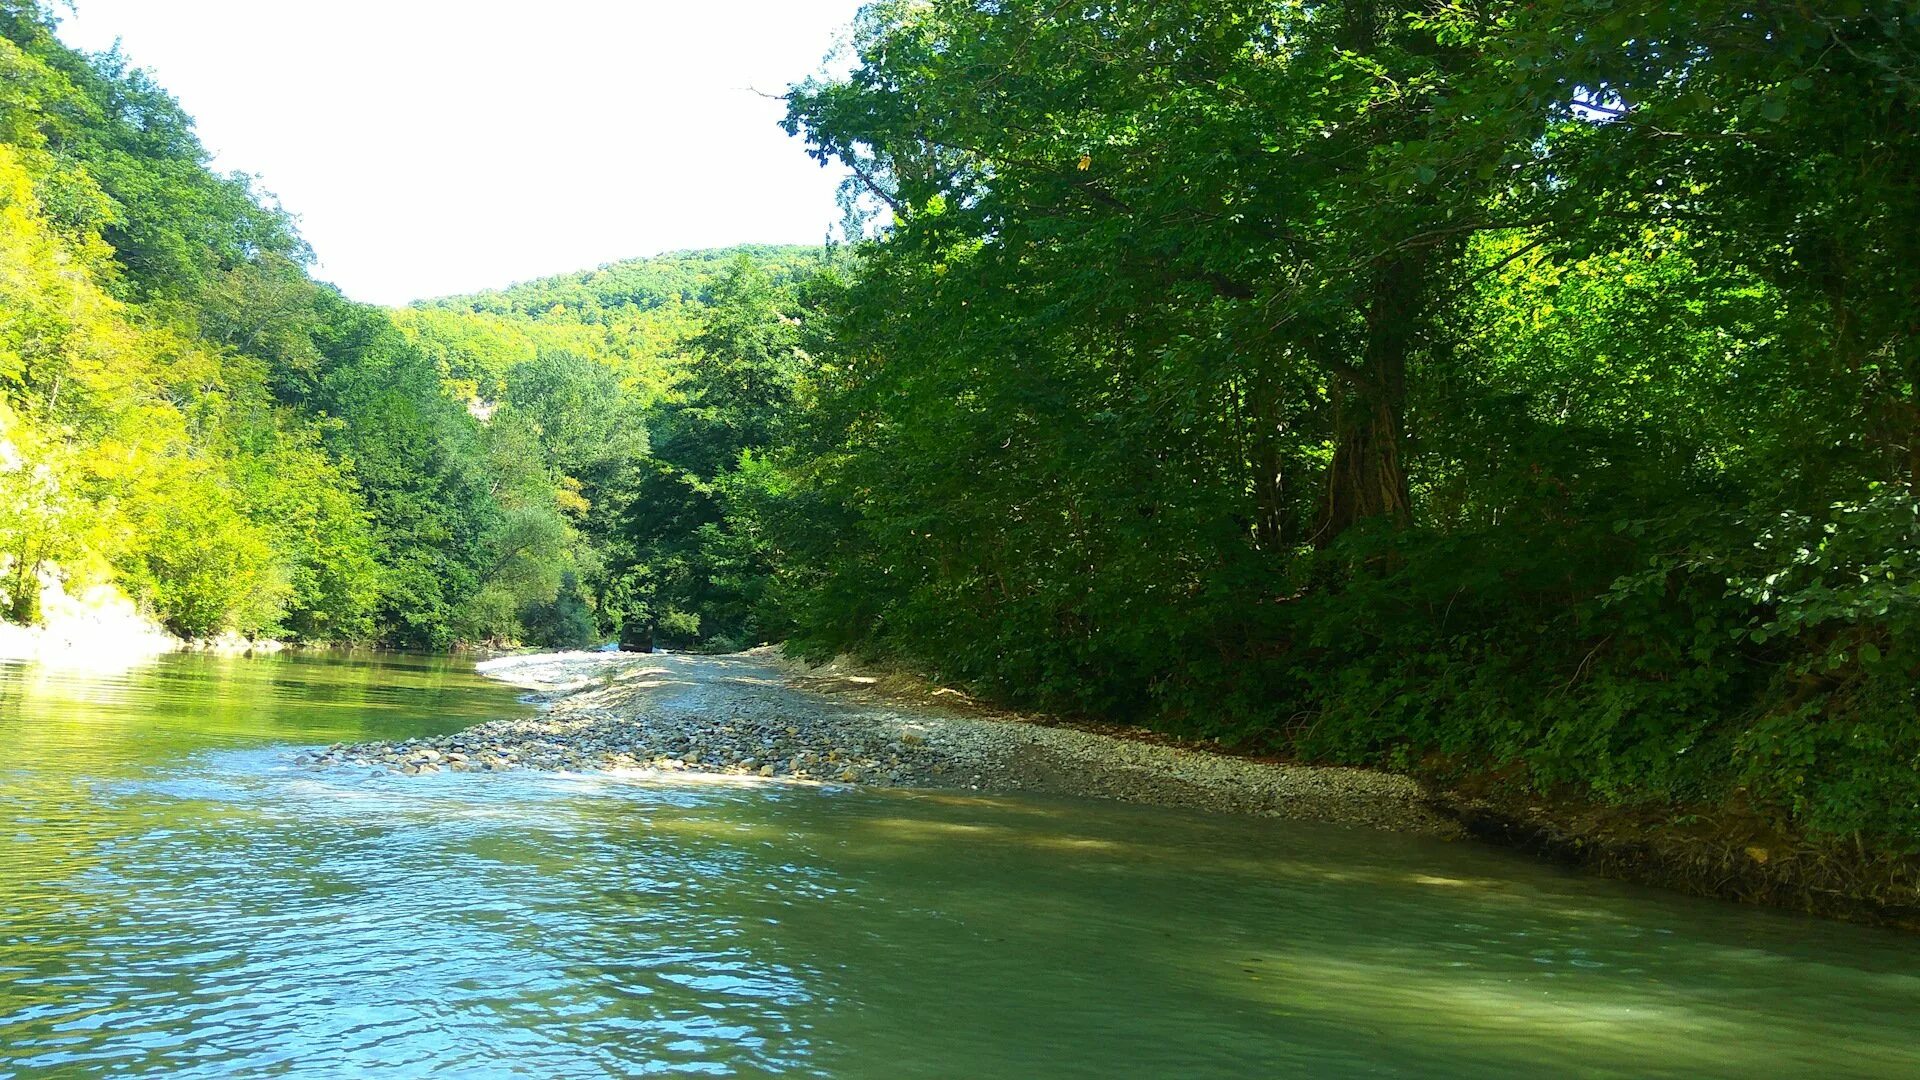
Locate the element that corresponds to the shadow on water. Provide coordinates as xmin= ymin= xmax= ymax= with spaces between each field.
xmin=2 ymin=652 xmax=1918 ymax=1078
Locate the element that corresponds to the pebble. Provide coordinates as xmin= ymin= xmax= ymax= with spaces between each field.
xmin=297 ymin=650 xmax=1459 ymax=835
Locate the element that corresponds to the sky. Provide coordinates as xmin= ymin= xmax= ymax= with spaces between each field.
xmin=55 ymin=0 xmax=864 ymax=305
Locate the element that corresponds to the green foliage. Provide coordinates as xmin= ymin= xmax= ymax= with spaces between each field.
xmin=0 ymin=3 xmax=572 ymax=647
xmin=115 ymin=460 xmax=285 ymax=639
xmin=411 ymin=248 xmax=840 ymax=652
xmin=0 ymin=8 xmax=303 ymax=300
xmin=231 ymin=425 xmax=382 ymax=641
xmin=428 ymin=244 xmax=831 ymax=323
xmin=768 ymin=0 xmax=1920 ymax=853
xmin=519 ymin=570 xmax=598 ymax=650
xmin=604 ymin=256 xmax=818 ymax=649
xmin=14 ymin=0 xmax=1915 ymax=863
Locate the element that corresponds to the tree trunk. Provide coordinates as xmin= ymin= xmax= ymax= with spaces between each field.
xmin=6 ymin=553 xmax=42 ymax=626
xmin=1320 ymin=380 xmax=1410 ymax=542
xmin=1317 ymin=257 xmax=1419 ymax=545
xmin=1818 ymin=236 xmax=1920 ymax=493
xmin=1246 ymin=370 xmax=1288 ymax=551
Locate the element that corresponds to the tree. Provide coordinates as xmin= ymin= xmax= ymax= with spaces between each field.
xmin=767 ymin=0 xmax=1920 ymax=856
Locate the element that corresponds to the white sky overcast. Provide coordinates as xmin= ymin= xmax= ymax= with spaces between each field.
xmin=55 ymin=0 xmax=864 ymax=306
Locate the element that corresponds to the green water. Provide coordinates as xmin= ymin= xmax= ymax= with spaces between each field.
xmin=2 ymin=652 xmax=1918 ymax=1078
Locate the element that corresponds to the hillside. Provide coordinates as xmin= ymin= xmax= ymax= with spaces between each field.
xmin=393 ymin=245 xmax=836 ymax=406
xmin=389 ymin=244 xmax=844 ymax=652
xmin=0 ymin=5 xmax=831 ymax=652
xmin=422 ymin=244 xmax=831 ymax=320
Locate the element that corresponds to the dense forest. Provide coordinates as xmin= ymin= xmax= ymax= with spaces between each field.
xmin=763 ymin=0 xmax=1920 ymax=860
xmin=0 ymin=2 xmax=832 ymax=652
xmin=398 ymin=244 xmax=842 ymax=651
xmin=5 ymin=0 xmax=1920 ymax=865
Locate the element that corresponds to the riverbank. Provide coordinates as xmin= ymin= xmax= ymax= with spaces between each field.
xmin=0 ymin=581 xmax=180 ymax=665
xmin=308 ymin=647 xmax=1920 ymax=929
xmin=304 ymin=648 xmax=1458 ymax=836
xmin=0 ymin=576 xmax=286 ymax=666
xmin=0 ymin=621 xmax=286 ymax=666
xmin=1433 ymin=784 xmax=1920 ymax=930
xmin=777 ymin=656 xmax=1914 ymax=930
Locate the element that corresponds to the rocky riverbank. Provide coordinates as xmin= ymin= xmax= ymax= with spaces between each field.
xmin=0 ymin=572 xmax=285 ymax=666
xmin=302 ymin=648 xmax=1459 ymax=835
xmin=0 ymin=576 xmax=179 ymax=665
xmin=300 ymin=647 xmax=1920 ymax=927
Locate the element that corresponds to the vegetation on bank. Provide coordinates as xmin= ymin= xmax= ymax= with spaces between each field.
xmin=759 ymin=0 xmax=1920 ymax=861
xmin=401 ymin=244 xmax=844 ymax=652
xmin=6 ymin=0 xmax=1920 ymax=878
xmin=0 ymin=2 xmax=833 ymax=651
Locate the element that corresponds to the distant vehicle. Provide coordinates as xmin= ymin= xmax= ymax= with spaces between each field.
xmin=619 ymin=622 xmax=656 ymax=654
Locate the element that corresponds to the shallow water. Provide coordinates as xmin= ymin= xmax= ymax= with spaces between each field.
xmin=2 ymin=652 xmax=1918 ymax=1078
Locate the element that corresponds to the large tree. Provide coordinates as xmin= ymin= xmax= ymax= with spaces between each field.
xmin=786 ymin=0 xmax=1540 ymax=546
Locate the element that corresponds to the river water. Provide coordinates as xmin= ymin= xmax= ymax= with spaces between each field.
xmin=2 ymin=651 xmax=1918 ymax=1078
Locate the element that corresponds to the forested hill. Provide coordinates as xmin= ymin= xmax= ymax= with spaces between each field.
xmin=423 ymin=245 xmax=829 ymax=321
xmin=389 ymin=244 xmax=845 ymax=653
xmin=395 ymin=245 xmax=831 ymax=405
xmin=0 ymin=1 xmax=834 ymax=652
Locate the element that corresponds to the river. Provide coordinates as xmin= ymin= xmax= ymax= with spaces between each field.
xmin=2 ymin=651 xmax=1918 ymax=1078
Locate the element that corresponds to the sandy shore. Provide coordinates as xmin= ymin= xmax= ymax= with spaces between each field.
xmin=305 ymin=648 xmax=1460 ymax=836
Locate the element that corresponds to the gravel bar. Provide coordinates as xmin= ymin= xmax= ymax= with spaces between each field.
xmin=300 ymin=648 xmax=1460 ymax=836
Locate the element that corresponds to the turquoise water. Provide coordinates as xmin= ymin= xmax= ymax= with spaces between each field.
xmin=2 ymin=651 xmax=1918 ymax=1078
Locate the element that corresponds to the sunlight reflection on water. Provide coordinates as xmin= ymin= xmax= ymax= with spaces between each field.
xmin=2 ymin=652 xmax=1919 ymax=1078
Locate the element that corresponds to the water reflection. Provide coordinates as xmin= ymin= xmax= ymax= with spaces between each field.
xmin=2 ymin=654 xmax=1918 ymax=1078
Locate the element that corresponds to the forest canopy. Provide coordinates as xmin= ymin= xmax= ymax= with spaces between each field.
xmin=761 ymin=0 xmax=1920 ymax=854
xmin=0 ymin=1 xmax=832 ymax=650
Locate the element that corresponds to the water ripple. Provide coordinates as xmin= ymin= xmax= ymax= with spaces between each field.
xmin=4 ymin=653 xmax=1920 ymax=1078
